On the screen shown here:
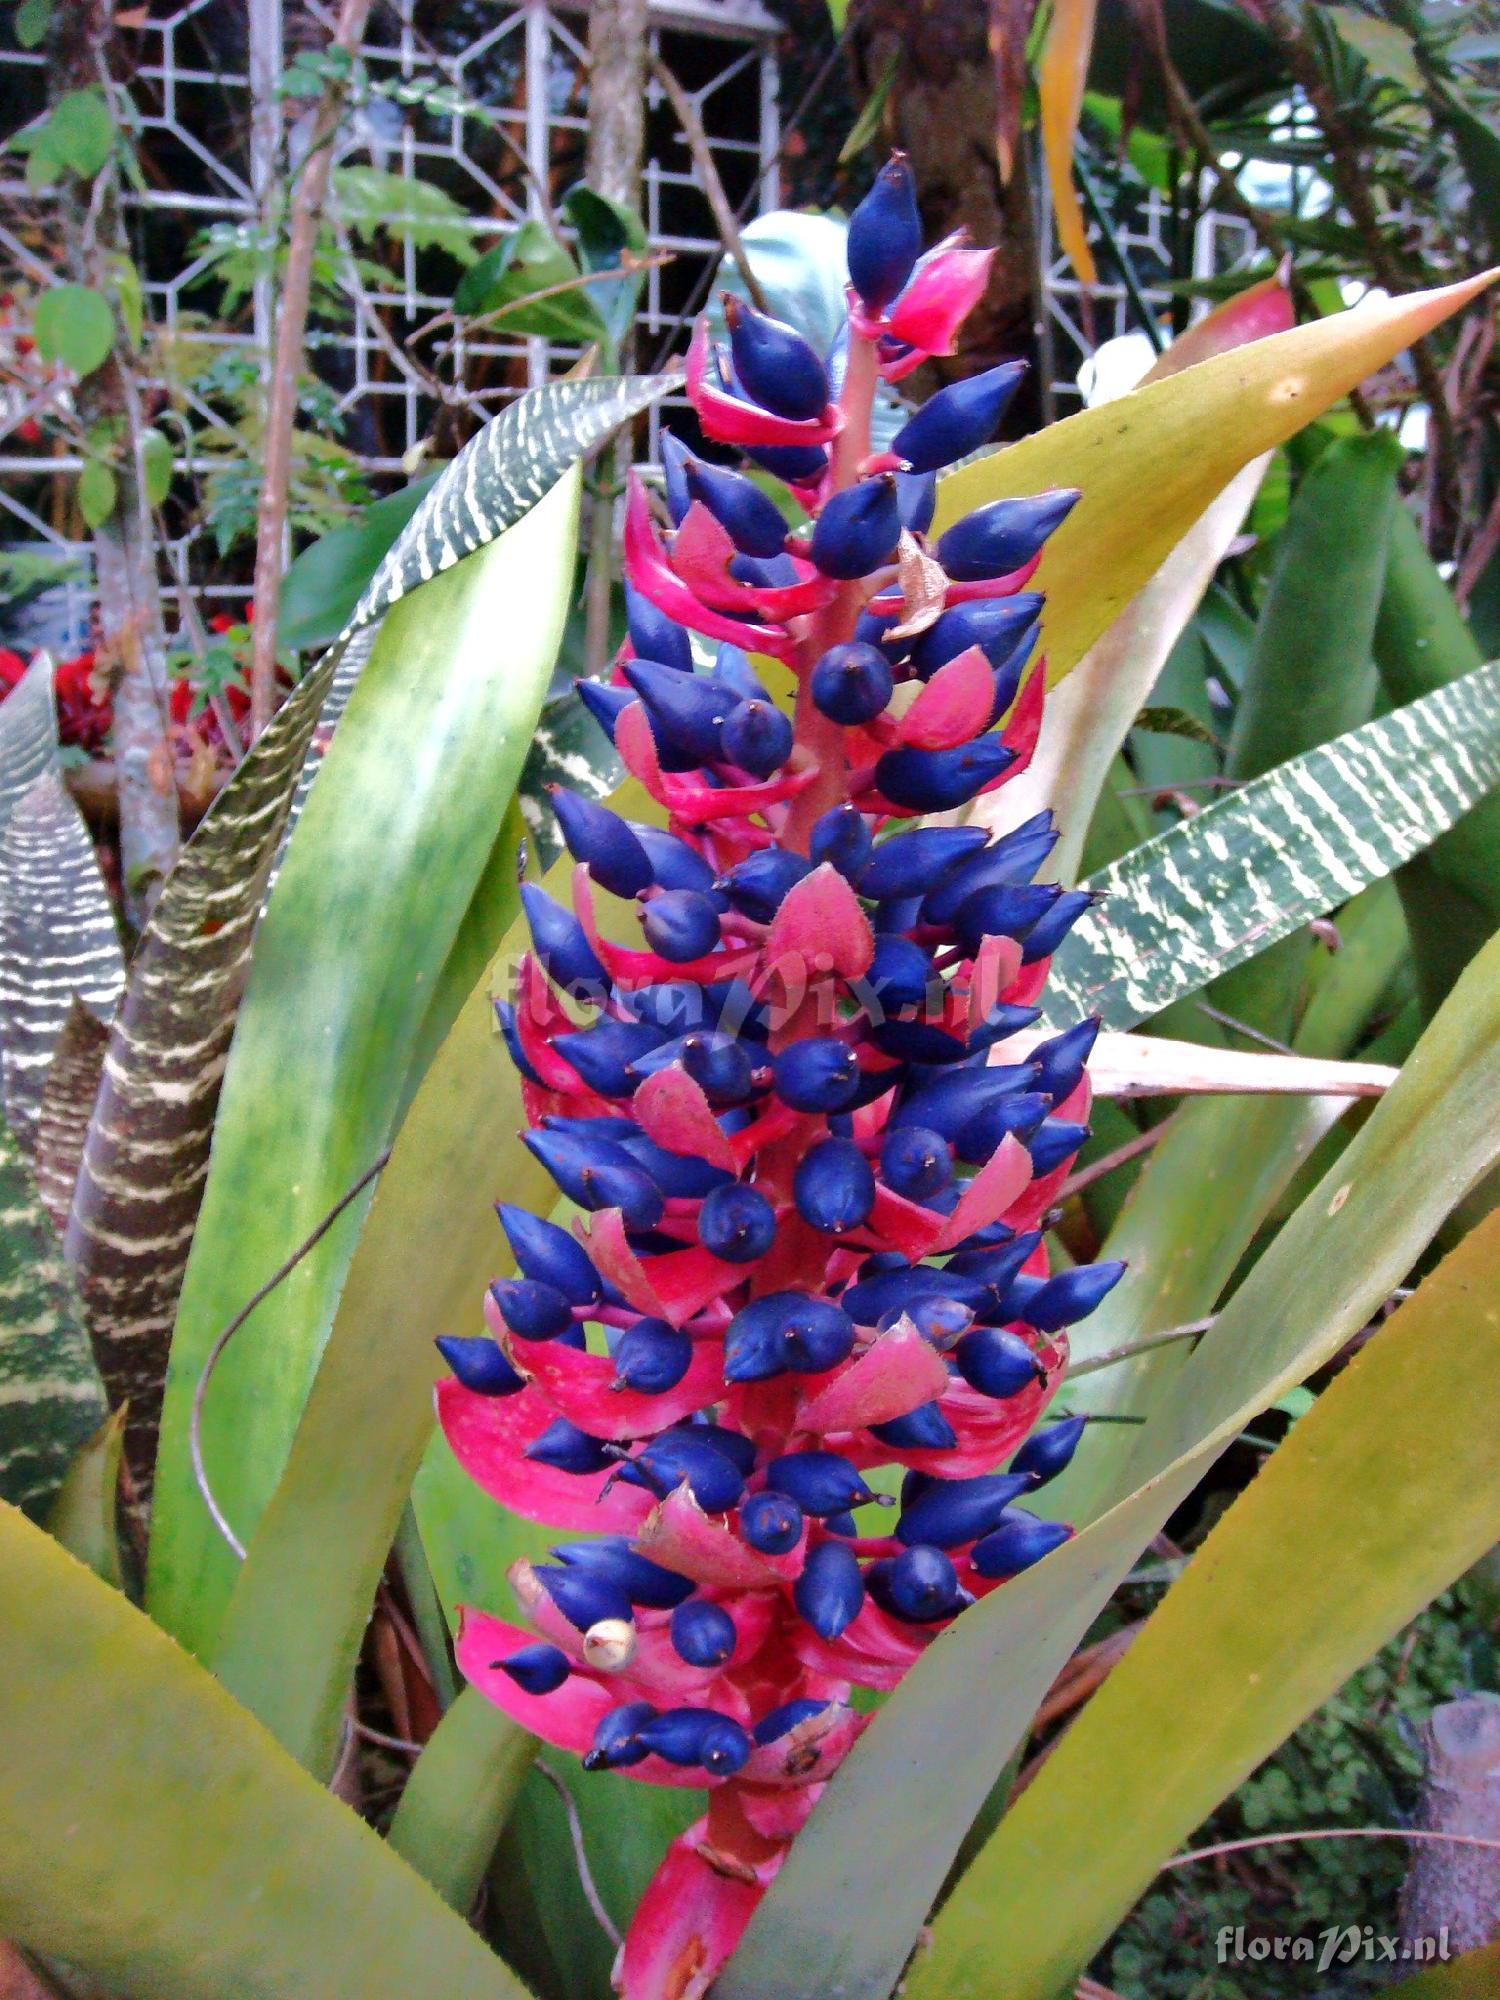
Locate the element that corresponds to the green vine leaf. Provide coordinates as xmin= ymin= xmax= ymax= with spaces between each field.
xmin=34 ymin=285 xmax=114 ymax=379
xmin=77 ymin=460 xmax=117 ymax=530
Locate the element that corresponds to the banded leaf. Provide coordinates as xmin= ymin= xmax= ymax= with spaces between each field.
xmin=0 ymin=1119 xmax=106 ymax=1518
xmin=0 ymin=653 xmax=57 ymax=832
xmin=1041 ymin=659 xmax=1500 ymax=1031
xmin=0 ymin=770 xmax=123 ymax=1156
xmin=32 ymin=999 xmax=109 ymax=1236
xmin=65 ymin=375 xmax=673 ymax=1472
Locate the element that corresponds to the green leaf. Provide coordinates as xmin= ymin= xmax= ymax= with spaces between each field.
xmin=720 ymin=925 xmax=1500 ymax=2000
xmin=33 ymin=284 xmax=113 ymax=378
xmin=44 ymin=1405 xmax=126 ymax=1588
xmin=1047 ymin=881 xmax=1407 ymax=1526
xmin=153 ymin=472 xmax=580 ymax=1686
xmin=560 ymin=185 xmax=648 ymax=352
xmin=453 ymin=222 xmax=606 ymax=346
xmin=48 ymin=89 xmax=113 ymax=178
xmin=911 ymin=1208 xmax=1500 ymax=1999
xmin=839 ymin=47 xmax=900 ymax=163
xmin=333 ymin=167 xmax=479 ymax=265
xmin=1131 ymin=704 xmax=1220 ymax=748
xmin=76 ymin=457 xmax=116 ymax=529
xmin=63 ymin=374 xmax=671 ymax=1522
xmin=0 ymin=770 xmax=124 ymax=1155
xmin=0 ymin=1120 xmax=106 ymax=1519
xmin=1041 ymin=659 xmax=1500 ymax=1032
xmin=933 ymin=273 xmax=1495 ymax=687
xmin=1382 ymin=1944 xmax=1500 ymax=1998
xmin=15 ymin=0 xmax=51 ymax=49
xmin=388 ymin=1688 xmax=535 ymax=1913
xmin=1323 ymin=5 xmax=1423 ymax=89
xmin=140 ymin=427 xmax=173 ymax=506
xmin=1374 ymin=505 xmax=1500 ymax=1011
xmin=279 ymin=473 xmax=440 ymax=654
xmin=0 ymin=1500 xmax=534 ymax=2000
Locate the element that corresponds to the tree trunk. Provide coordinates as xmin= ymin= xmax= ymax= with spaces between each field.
xmin=1399 ymin=1694 xmax=1500 ymax=1957
xmin=52 ymin=1 xmax=180 ymax=930
xmin=850 ymin=0 xmax=1045 ymax=422
xmin=582 ymin=0 xmax=650 ymax=678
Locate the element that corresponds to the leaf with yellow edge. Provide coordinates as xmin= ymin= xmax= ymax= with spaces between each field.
xmin=716 ymin=926 xmax=1500 ymax=2000
xmin=1038 ymin=0 xmax=1099 ymax=285
xmin=912 ymin=1207 xmax=1500 ymax=2000
xmin=933 ymin=270 xmax=1498 ymax=687
xmin=0 ymin=1501 xmax=533 ymax=2000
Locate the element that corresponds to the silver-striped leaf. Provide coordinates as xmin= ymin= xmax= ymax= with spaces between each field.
xmin=0 ymin=771 xmax=124 ymax=1155
xmin=66 ymin=373 xmax=673 ymax=1459
xmin=1043 ymin=659 xmax=1500 ymax=1030
xmin=0 ymin=653 xmax=58 ymax=834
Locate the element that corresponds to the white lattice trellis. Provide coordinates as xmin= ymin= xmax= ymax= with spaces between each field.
xmin=0 ymin=0 xmax=780 ymax=640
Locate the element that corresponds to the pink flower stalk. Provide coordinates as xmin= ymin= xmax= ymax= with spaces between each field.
xmin=437 ymin=152 xmax=1122 ymax=1998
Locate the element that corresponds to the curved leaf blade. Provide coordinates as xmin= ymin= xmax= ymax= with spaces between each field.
xmin=718 ymin=927 xmax=1500 ymax=2000
xmin=1041 ymin=659 xmax=1500 ymax=1031
xmin=0 ymin=1500 xmax=534 ymax=2000
xmin=150 ymin=471 xmax=583 ymax=1663
xmin=0 ymin=653 xmax=57 ymax=833
xmin=933 ymin=272 xmax=1496 ymax=686
xmin=65 ymin=375 xmax=670 ymax=1497
xmin=915 ymin=1207 xmax=1500 ymax=2000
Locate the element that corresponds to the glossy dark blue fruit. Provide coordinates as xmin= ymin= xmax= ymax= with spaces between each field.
xmin=497 ymin=1642 xmax=571 ymax=1694
xmin=809 ymin=476 xmax=902 ymax=580
xmin=881 ymin=1542 xmax=962 ymax=1621
xmin=794 ymin=1137 xmax=876 ymax=1234
xmin=767 ymin=1450 xmax=877 ymax=1516
xmin=576 ymin=677 xmax=634 ymax=743
xmin=952 ymin=881 xmax=1061 ymax=953
xmin=486 ymin=1276 xmax=573 ymax=1341
xmin=624 ymin=657 xmax=731 ymax=764
xmin=1020 ymin=888 xmax=1096 ymax=963
xmin=698 ymin=1181 xmax=777 ymax=1263
xmin=525 ymin=1420 xmax=616 ymax=1479
xmin=809 ymin=802 xmax=873 ymax=878
xmin=553 ymin=1018 xmax=665 ymax=1098
xmin=1027 ymin=1119 xmax=1089 ymax=1177
xmin=858 ymin=825 xmax=988 ymax=901
xmin=684 ymin=456 xmax=790 ymax=557
xmin=891 ymin=360 xmax=1027 ymax=473
xmin=753 ymin=1697 xmax=831 ymax=1745
xmin=435 ymin=1334 xmax=524 ymax=1397
xmin=739 ymin=1489 xmax=804 ymax=1554
xmin=522 ymin=1129 xmax=664 ymax=1229
xmin=809 ymin=640 xmax=894 ymax=726
xmin=552 ymin=1537 xmax=695 ymax=1609
xmin=496 ymin=1205 xmax=603 ymax=1306
xmin=679 ymin=1029 xmax=757 ymax=1105
xmin=638 ymin=1707 xmax=752 ymax=1775
xmin=669 ymin=1599 xmax=738 ymax=1669
xmin=954 ymin=1325 xmax=1045 ymax=1398
xmin=612 ymin=1317 xmax=693 ymax=1393
xmin=794 ymin=1540 xmax=865 ymax=1639
xmin=1031 ymin=1018 xmax=1101 ymax=1103
xmin=520 ymin=883 xmax=608 ymax=994
xmin=936 ymin=488 xmax=1081 ymax=580
xmin=625 ymin=579 xmax=693 ymax=671
xmin=918 ymin=810 xmax=1058 ymax=924
xmin=868 ymin=1401 xmax=958 ymax=1451
xmin=585 ymin=1700 xmax=657 ymax=1770
xmin=772 ymin=1037 xmax=862 ymax=1112
xmin=909 ymin=594 xmax=1044 ymax=678
xmin=627 ymin=1432 xmax=747 ymax=1513
xmin=970 ymin=1508 xmax=1071 ymax=1578
xmin=895 ymin=1470 xmax=1033 ymax=1548
xmin=724 ymin=295 xmax=829 ymax=421
xmin=631 ymin=823 xmax=720 ymax=896
xmin=744 ymin=441 xmax=828 ymax=483
xmin=721 ymin=696 xmax=793 ymax=777
xmin=1011 ymin=1414 xmax=1088 ymax=1487
xmin=890 ymin=1059 xmax=1039 ymax=1143
xmin=874 ymin=734 xmax=1015 ymax=812
xmin=550 ymin=788 xmax=653 ymax=899
xmin=847 ymin=151 xmax=923 ymax=309
xmin=641 ymin=889 xmax=722 ymax=963
xmin=879 ymin=1125 xmax=954 ymax=1202
xmin=895 ymin=468 xmax=937 ymax=534
xmin=1018 ymin=1260 xmax=1126 ymax=1332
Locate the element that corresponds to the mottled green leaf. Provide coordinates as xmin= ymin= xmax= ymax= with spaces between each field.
xmin=33 ymin=284 xmax=113 ymax=378
xmin=0 ymin=1121 xmax=106 ymax=1519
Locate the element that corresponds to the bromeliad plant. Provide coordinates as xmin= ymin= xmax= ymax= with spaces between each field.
xmin=436 ymin=155 xmax=1121 ymax=1993
xmin=6 ymin=126 xmax=1500 ymax=2000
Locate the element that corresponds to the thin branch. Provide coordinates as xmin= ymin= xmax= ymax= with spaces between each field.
xmin=1193 ymin=1000 xmax=1296 ymax=1056
xmin=1163 ymin=1826 xmax=1500 ymax=1872
xmin=1068 ymin=1317 xmax=1218 ymax=1380
xmin=190 ymin=1146 xmax=392 ymax=1559
xmin=648 ymin=51 xmax=770 ymax=315
xmin=1057 ymin=1121 xmax=1169 ymax=1199
xmin=247 ymin=0 xmax=374 ymax=738
xmin=534 ymin=1758 xmax=624 ymax=1949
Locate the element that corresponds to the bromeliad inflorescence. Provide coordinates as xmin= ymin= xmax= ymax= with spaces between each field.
xmin=435 ymin=153 xmax=1123 ymax=1998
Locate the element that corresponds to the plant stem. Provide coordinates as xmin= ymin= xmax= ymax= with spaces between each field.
xmin=649 ymin=51 xmax=771 ymax=315
xmin=247 ymin=0 xmax=373 ymax=739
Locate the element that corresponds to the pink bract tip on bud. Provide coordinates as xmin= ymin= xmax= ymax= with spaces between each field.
xmin=886 ymin=236 xmax=997 ymax=358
